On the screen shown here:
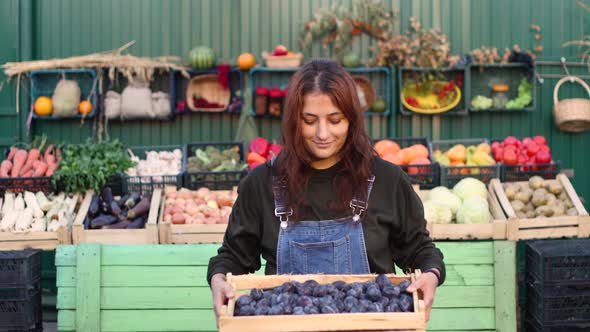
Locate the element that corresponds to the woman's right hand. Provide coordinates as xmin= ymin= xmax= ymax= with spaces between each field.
xmin=211 ymin=273 xmax=235 ymax=322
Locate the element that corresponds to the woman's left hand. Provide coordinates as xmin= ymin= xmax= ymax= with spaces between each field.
xmin=406 ymin=271 xmax=438 ymax=322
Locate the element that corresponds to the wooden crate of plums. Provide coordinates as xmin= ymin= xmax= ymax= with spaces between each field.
xmin=491 ymin=174 xmax=590 ymax=240
xmin=219 ymin=272 xmax=426 ymax=332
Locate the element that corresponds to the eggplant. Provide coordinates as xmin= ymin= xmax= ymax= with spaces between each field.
xmin=127 ymin=195 xmax=151 ymax=219
xmin=89 ymin=195 xmax=100 ymax=217
xmin=126 ymin=217 xmax=146 ymax=229
xmin=124 ymin=192 xmax=141 ymax=209
xmin=90 ymin=214 xmax=119 ymax=229
xmin=118 ymin=193 xmax=130 ymax=208
xmin=110 ymin=201 xmax=122 ymax=218
xmin=103 ymin=220 xmax=131 ymax=229
xmin=101 ymin=200 xmax=109 ymax=213
xmin=83 ymin=216 xmax=92 ymax=230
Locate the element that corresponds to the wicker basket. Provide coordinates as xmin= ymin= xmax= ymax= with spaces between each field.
xmin=186 ymin=74 xmax=230 ymax=112
xmin=553 ymin=75 xmax=590 ymax=133
xmin=261 ymin=52 xmax=303 ymax=68
xmin=352 ymin=75 xmax=375 ymax=111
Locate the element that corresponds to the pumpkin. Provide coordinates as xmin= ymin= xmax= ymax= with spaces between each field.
xmin=410 ymin=144 xmax=429 ymax=158
xmin=78 ymin=100 xmax=93 ymax=115
xmin=382 ymin=153 xmax=404 ymax=165
xmin=374 ymin=139 xmax=400 ymax=157
xmin=237 ymin=53 xmax=256 ymax=70
xmin=34 ymin=96 xmax=53 ymax=116
xmin=188 ymin=46 xmax=215 ymax=69
xmin=342 ymin=52 xmax=360 ymax=67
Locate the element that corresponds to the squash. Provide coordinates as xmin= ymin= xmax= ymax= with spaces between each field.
xmin=188 ymin=46 xmax=216 ymax=69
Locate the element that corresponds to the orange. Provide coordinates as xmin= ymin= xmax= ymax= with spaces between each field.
xmin=78 ymin=100 xmax=93 ymax=115
xmin=237 ymin=53 xmax=256 ymax=70
xmin=398 ymin=147 xmax=421 ymax=165
xmin=410 ymin=144 xmax=429 ymax=158
xmin=382 ymin=153 xmax=404 ymax=165
xmin=407 ymin=157 xmax=431 ymax=175
xmin=373 ymin=139 xmax=400 ymax=158
xmin=34 ymin=96 xmax=53 ymax=116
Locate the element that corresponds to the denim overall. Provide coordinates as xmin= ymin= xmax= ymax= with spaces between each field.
xmin=273 ymin=173 xmax=375 ymax=275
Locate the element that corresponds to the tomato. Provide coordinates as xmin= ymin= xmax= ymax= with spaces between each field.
xmin=503 ymin=149 xmax=518 ymax=165
xmin=503 ymin=136 xmax=519 ymax=147
xmin=533 ymin=135 xmax=547 ymax=146
xmin=536 ymin=150 xmax=551 ymax=164
xmin=526 ymin=142 xmax=540 ymax=156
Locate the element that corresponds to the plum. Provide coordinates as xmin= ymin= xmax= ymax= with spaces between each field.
xmin=332 ymin=280 xmax=347 ymax=290
xmin=343 ymin=296 xmax=359 ymax=311
xmin=304 ymin=305 xmax=320 ymax=315
xmin=382 ymin=285 xmax=401 ymax=298
xmin=376 ymin=296 xmax=390 ymax=307
xmin=385 ymin=302 xmax=401 ymax=312
xmin=399 ymin=294 xmax=413 ymax=312
xmin=367 ymin=302 xmax=383 ymax=312
xmin=236 ymin=295 xmax=253 ymax=307
xmin=293 ymin=306 xmax=305 ymax=315
xmin=313 ymin=285 xmax=327 ymax=297
xmin=239 ymin=304 xmax=256 ymax=316
xmin=257 ymin=298 xmax=270 ymax=307
xmin=303 ymin=280 xmax=319 ymax=288
xmin=366 ymin=286 xmax=382 ymax=301
xmin=321 ymin=305 xmax=338 ymax=314
xmin=250 ymin=288 xmax=263 ymax=301
xmin=254 ymin=305 xmax=270 ymax=316
xmin=282 ymin=281 xmax=295 ymax=293
xmin=376 ymin=274 xmax=392 ymax=289
xmin=277 ymin=293 xmax=291 ymax=305
xmin=268 ymin=304 xmax=284 ymax=315
xmin=399 ymin=280 xmax=411 ymax=292
xmin=296 ymin=295 xmax=313 ymax=307
xmin=346 ymin=288 xmax=361 ymax=298
xmin=270 ymin=294 xmax=279 ymax=306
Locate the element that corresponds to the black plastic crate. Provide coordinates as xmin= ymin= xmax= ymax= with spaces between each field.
xmin=183 ymin=141 xmax=247 ymax=190
xmin=525 ymin=282 xmax=590 ymax=324
xmin=526 ymin=239 xmax=590 ymax=285
xmin=0 ymin=290 xmax=41 ymax=330
xmin=122 ymin=145 xmax=183 ymax=195
xmin=0 ymin=282 xmax=40 ymax=301
xmin=374 ymin=137 xmax=440 ymax=189
xmin=525 ymin=314 xmax=590 ymax=332
xmin=0 ymin=148 xmax=54 ymax=197
xmin=104 ymin=173 xmax=123 ymax=196
xmin=430 ymin=138 xmax=500 ymax=187
xmin=0 ymin=251 xmax=41 ymax=287
xmin=501 ymin=162 xmax=561 ymax=182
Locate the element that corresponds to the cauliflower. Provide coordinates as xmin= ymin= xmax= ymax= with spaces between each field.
xmin=456 ymin=197 xmax=490 ymax=224
xmin=423 ymin=201 xmax=453 ymax=224
xmin=453 ymin=178 xmax=487 ymax=201
xmin=427 ymin=186 xmax=462 ymax=215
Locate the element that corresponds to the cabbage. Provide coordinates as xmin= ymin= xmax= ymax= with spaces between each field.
xmin=453 ymin=178 xmax=487 ymax=201
xmin=427 ymin=186 xmax=462 ymax=215
xmin=423 ymin=200 xmax=453 ymax=224
xmin=456 ymin=197 xmax=490 ymax=224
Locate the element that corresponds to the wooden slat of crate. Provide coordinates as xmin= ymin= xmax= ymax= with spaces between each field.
xmin=491 ymin=174 xmax=590 ymax=240
xmin=158 ymin=187 xmax=228 ymax=244
xmin=219 ymin=273 xmax=425 ymax=332
xmin=416 ymin=185 xmax=507 ymax=240
xmin=72 ymin=189 xmax=161 ymax=244
xmin=0 ymin=193 xmax=79 ymax=250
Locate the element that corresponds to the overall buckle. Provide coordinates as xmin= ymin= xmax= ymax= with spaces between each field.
xmin=275 ymin=207 xmax=293 ymax=229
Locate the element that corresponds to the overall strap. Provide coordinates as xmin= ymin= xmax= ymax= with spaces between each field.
xmin=270 ymin=157 xmax=293 ymax=228
xmin=350 ymin=175 xmax=376 ymax=222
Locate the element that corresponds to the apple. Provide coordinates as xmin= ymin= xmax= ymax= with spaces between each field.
xmin=273 ymin=45 xmax=288 ymax=56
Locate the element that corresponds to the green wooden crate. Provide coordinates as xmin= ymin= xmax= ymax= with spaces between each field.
xmin=56 ymin=242 xmax=515 ymax=332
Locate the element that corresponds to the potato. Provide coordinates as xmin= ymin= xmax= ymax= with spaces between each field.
xmin=564 ymin=199 xmax=574 ymax=209
xmin=505 ymin=184 xmax=520 ymax=200
xmin=532 ymin=191 xmax=547 ymax=207
xmin=525 ymin=202 xmax=535 ymax=212
xmin=515 ymin=191 xmax=532 ymax=203
xmin=529 ymin=176 xmax=545 ymax=190
xmin=545 ymin=193 xmax=557 ymax=206
xmin=516 ymin=211 xmax=527 ymax=218
xmin=511 ymin=200 xmax=525 ymax=212
xmin=533 ymin=188 xmax=548 ymax=197
xmin=535 ymin=205 xmax=554 ymax=217
xmin=552 ymin=204 xmax=565 ymax=217
xmin=526 ymin=211 xmax=536 ymax=218
xmin=548 ymin=182 xmax=564 ymax=195
xmin=559 ymin=191 xmax=569 ymax=201
xmin=566 ymin=208 xmax=578 ymax=216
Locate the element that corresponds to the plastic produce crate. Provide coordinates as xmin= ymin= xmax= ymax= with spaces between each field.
xmin=526 ymin=239 xmax=590 ymax=285
xmin=183 ymin=141 xmax=247 ymax=191
xmin=490 ymin=138 xmax=561 ymax=181
xmin=0 ymin=289 xmax=42 ymax=330
xmin=525 ymin=282 xmax=590 ymax=324
xmin=0 ymin=282 xmax=40 ymax=301
xmin=30 ymin=68 xmax=98 ymax=120
xmin=0 ymin=148 xmax=55 ymax=196
xmin=524 ymin=314 xmax=590 ymax=332
xmin=430 ymin=138 xmax=500 ymax=187
xmin=376 ymin=137 xmax=440 ymax=189
xmin=0 ymin=250 xmax=41 ymax=287
xmin=122 ymin=145 xmax=183 ymax=195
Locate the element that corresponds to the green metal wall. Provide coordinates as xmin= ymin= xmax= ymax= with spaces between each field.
xmin=1 ymin=0 xmax=589 ymax=207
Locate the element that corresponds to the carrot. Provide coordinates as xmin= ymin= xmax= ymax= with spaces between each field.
xmin=19 ymin=148 xmax=41 ymax=176
xmin=33 ymin=161 xmax=48 ymax=177
xmin=44 ymin=144 xmax=54 ymax=161
xmin=6 ymin=147 xmax=17 ymax=161
xmin=0 ymin=160 xmax=12 ymax=177
xmin=10 ymin=149 xmax=28 ymax=177
xmin=55 ymin=147 xmax=62 ymax=162
xmin=22 ymin=170 xmax=34 ymax=177
xmin=46 ymin=162 xmax=59 ymax=176
xmin=45 ymin=154 xmax=56 ymax=166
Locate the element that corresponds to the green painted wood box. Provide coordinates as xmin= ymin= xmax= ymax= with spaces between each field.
xmin=56 ymin=241 xmax=515 ymax=332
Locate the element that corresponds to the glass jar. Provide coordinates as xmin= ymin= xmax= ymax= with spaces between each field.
xmin=254 ymin=87 xmax=269 ymax=115
xmin=268 ymin=88 xmax=283 ymax=117
xmin=491 ymin=84 xmax=509 ymax=109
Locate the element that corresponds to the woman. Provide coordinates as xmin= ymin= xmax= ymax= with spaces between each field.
xmin=208 ymin=59 xmax=444 ymax=322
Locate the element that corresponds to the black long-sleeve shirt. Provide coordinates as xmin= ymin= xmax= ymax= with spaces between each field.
xmin=207 ymin=156 xmax=445 ymax=285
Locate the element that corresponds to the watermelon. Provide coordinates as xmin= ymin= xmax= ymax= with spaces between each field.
xmin=188 ymin=46 xmax=216 ymax=69
xmin=342 ymin=52 xmax=360 ymax=68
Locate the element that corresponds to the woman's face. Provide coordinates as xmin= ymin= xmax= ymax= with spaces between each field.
xmin=301 ymin=93 xmax=349 ymax=169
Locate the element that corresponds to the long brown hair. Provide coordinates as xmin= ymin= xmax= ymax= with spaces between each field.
xmin=275 ymin=59 xmax=374 ymax=218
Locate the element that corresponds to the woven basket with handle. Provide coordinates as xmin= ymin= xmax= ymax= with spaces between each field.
xmin=553 ymin=75 xmax=590 ymax=133
xmin=186 ymin=74 xmax=230 ymax=112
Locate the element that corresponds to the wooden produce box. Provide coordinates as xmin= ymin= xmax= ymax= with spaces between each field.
xmin=72 ymin=189 xmax=161 ymax=244
xmin=413 ymin=185 xmax=507 ymax=240
xmin=0 ymin=193 xmax=79 ymax=250
xmin=491 ymin=174 xmax=590 ymax=240
xmin=219 ymin=273 xmax=426 ymax=332
xmin=158 ymin=186 xmax=231 ymax=244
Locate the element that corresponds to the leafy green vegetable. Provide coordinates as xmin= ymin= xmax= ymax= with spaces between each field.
xmin=53 ymin=139 xmax=136 ymax=193
xmin=506 ymin=78 xmax=533 ymax=109
xmin=470 ymin=95 xmax=493 ymax=110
